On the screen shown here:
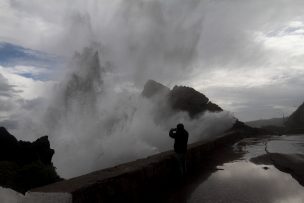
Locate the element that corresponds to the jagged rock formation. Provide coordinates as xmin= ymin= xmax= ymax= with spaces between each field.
xmin=0 ymin=127 xmax=61 ymax=193
xmin=142 ymin=80 xmax=222 ymax=118
xmin=169 ymin=86 xmax=222 ymax=118
xmin=0 ymin=127 xmax=54 ymax=165
xmin=285 ymin=102 xmax=304 ymax=130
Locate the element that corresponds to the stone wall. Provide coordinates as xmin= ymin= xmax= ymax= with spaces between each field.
xmin=24 ymin=131 xmax=243 ymax=203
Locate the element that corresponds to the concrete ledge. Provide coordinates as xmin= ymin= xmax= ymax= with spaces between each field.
xmin=25 ymin=131 xmax=243 ymax=203
xmin=23 ymin=192 xmax=72 ymax=203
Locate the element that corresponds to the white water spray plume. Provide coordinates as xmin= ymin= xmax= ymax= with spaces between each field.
xmin=45 ymin=48 xmax=235 ymax=178
xmin=8 ymin=0 xmax=237 ymax=178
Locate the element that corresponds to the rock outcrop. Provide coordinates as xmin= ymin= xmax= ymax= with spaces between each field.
xmin=142 ymin=80 xmax=222 ymax=118
xmin=169 ymin=86 xmax=222 ymax=118
xmin=0 ymin=127 xmax=61 ymax=193
xmin=285 ymin=102 xmax=304 ymax=131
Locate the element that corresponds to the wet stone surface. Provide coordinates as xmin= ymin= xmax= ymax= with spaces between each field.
xmin=167 ymin=134 xmax=304 ymax=203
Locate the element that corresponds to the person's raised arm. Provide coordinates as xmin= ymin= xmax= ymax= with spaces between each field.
xmin=169 ymin=128 xmax=176 ymax=138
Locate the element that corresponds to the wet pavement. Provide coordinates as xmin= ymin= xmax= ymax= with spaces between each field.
xmin=166 ymin=134 xmax=304 ymax=203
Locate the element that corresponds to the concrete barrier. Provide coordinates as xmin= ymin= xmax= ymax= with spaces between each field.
xmin=24 ymin=131 xmax=243 ymax=203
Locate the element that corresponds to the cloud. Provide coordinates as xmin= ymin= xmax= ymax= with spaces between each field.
xmin=0 ymin=0 xmax=64 ymax=53
xmin=0 ymin=65 xmax=56 ymax=100
xmin=0 ymin=119 xmax=18 ymax=130
xmin=0 ymin=42 xmax=62 ymax=81
xmin=201 ymin=82 xmax=304 ymax=121
xmin=2 ymin=1 xmax=303 ymax=93
xmin=1 ymin=1 xmax=304 ymax=75
xmin=0 ymin=73 xmax=21 ymax=120
xmin=0 ymin=66 xmax=55 ymax=138
xmin=0 ymin=73 xmax=18 ymax=97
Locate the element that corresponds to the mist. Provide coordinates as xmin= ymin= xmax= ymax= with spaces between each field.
xmin=42 ymin=48 xmax=235 ymax=178
xmin=6 ymin=0 xmax=238 ymax=178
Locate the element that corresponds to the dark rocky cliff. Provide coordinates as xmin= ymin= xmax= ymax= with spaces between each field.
xmin=0 ymin=127 xmax=61 ymax=193
xmin=0 ymin=127 xmax=54 ymax=165
xmin=169 ymin=85 xmax=222 ymax=118
xmin=142 ymin=80 xmax=222 ymax=118
xmin=285 ymin=102 xmax=304 ymax=130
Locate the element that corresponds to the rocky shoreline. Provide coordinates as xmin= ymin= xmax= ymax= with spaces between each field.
xmin=0 ymin=127 xmax=61 ymax=193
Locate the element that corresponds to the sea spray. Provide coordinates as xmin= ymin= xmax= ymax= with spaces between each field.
xmin=8 ymin=0 xmax=236 ymax=178
xmin=42 ymin=48 xmax=235 ymax=178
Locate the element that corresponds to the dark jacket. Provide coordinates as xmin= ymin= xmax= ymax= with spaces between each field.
xmin=169 ymin=128 xmax=189 ymax=153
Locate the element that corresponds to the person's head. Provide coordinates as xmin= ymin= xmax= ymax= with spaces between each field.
xmin=177 ymin=123 xmax=184 ymax=130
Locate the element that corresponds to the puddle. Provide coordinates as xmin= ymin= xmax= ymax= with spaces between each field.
xmin=187 ymin=134 xmax=304 ymax=203
xmin=189 ymin=161 xmax=304 ymax=203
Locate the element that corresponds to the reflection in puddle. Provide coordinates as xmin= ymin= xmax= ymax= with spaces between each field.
xmin=267 ymin=135 xmax=304 ymax=154
xmin=188 ymin=135 xmax=304 ymax=203
xmin=234 ymin=135 xmax=304 ymax=159
xmin=189 ymin=161 xmax=304 ymax=203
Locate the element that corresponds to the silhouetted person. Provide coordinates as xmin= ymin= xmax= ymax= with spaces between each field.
xmin=169 ymin=123 xmax=189 ymax=176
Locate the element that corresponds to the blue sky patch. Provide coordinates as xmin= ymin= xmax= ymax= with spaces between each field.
xmin=0 ymin=42 xmax=63 ymax=80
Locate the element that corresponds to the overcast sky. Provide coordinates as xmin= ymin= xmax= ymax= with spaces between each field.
xmin=0 ymin=0 xmax=304 ymax=125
